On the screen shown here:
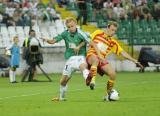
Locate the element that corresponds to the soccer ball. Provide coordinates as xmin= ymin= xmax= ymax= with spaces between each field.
xmin=108 ymin=89 xmax=120 ymax=101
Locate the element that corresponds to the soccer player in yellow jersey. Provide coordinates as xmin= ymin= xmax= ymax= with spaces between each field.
xmin=86 ymin=21 xmax=143 ymax=100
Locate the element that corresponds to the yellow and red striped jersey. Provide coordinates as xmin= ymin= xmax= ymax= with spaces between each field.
xmin=87 ymin=29 xmax=123 ymax=58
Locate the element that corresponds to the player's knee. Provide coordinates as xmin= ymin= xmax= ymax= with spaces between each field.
xmin=108 ymin=71 xmax=116 ymax=80
xmin=60 ymin=77 xmax=68 ymax=86
xmin=89 ymin=55 xmax=99 ymax=66
xmin=60 ymin=80 xmax=66 ymax=86
xmin=79 ymin=63 xmax=87 ymax=71
xmin=92 ymin=59 xmax=99 ymax=66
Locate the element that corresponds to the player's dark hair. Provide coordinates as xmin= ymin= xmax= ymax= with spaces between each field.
xmin=107 ymin=21 xmax=119 ymax=28
xmin=29 ymin=29 xmax=35 ymax=35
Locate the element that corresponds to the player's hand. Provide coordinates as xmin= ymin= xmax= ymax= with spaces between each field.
xmin=135 ymin=60 xmax=144 ymax=69
xmin=73 ymin=46 xmax=80 ymax=54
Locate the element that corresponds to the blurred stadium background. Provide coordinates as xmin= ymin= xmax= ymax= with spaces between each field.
xmin=1 ymin=0 xmax=160 ymax=74
xmin=0 ymin=1 xmax=160 ymax=116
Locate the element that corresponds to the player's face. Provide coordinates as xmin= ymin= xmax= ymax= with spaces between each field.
xmin=66 ymin=21 xmax=77 ymax=33
xmin=30 ymin=31 xmax=36 ymax=37
xmin=14 ymin=37 xmax=19 ymax=44
xmin=107 ymin=25 xmax=117 ymax=37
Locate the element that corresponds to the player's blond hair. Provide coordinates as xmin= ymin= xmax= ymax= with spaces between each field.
xmin=65 ymin=17 xmax=77 ymax=25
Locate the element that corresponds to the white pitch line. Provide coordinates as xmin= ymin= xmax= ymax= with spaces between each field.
xmin=0 ymin=81 xmax=157 ymax=100
xmin=0 ymin=93 xmax=42 ymax=100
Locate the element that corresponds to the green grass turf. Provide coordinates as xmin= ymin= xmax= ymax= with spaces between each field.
xmin=0 ymin=72 xmax=160 ymax=116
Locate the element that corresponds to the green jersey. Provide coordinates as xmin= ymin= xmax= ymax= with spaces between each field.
xmin=55 ymin=28 xmax=90 ymax=59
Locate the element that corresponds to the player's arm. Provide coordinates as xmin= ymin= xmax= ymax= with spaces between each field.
xmin=78 ymin=29 xmax=104 ymax=60
xmin=73 ymin=41 xmax=86 ymax=54
xmin=77 ymin=41 xmax=86 ymax=49
xmin=121 ymin=51 xmax=143 ymax=68
xmin=82 ymin=39 xmax=102 ymax=59
xmin=43 ymin=38 xmax=56 ymax=44
xmin=43 ymin=32 xmax=65 ymax=44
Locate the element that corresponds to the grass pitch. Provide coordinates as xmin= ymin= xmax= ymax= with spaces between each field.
xmin=0 ymin=72 xmax=160 ymax=116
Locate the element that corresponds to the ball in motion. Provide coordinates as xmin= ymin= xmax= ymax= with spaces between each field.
xmin=108 ymin=89 xmax=120 ymax=101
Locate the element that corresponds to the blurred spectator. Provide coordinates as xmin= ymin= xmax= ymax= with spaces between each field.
xmin=103 ymin=0 xmax=117 ymax=21
xmin=112 ymin=0 xmax=121 ymax=5
xmin=92 ymin=0 xmax=104 ymax=19
xmin=22 ymin=0 xmax=31 ymax=8
xmin=22 ymin=9 xmax=32 ymax=26
xmin=103 ymin=0 xmax=113 ymax=9
xmin=41 ymin=7 xmax=59 ymax=23
xmin=151 ymin=0 xmax=160 ymax=20
xmin=76 ymin=0 xmax=87 ymax=25
xmin=106 ymin=7 xmax=117 ymax=21
xmin=132 ymin=6 xmax=142 ymax=20
xmin=48 ymin=0 xmax=56 ymax=9
xmin=122 ymin=0 xmax=133 ymax=13
xmin=57 ymin=0 xmax=68 ymax=7
xmin=36 ymin=0 xmax=46 ymax=9
xmin=0 ymin=6 xmax=14 ymax=26
xmin=5 ymin=2 xmax=16 ymax=17
xmin=0 ymin=0 xmax=159 ymax=30
xmin=140 ymin=2 xmax=152 ymax=20
xmin=113 ymin=3 xmax=128 ymax=20
xmin=12 ymin=9 xmax=24 ymax=26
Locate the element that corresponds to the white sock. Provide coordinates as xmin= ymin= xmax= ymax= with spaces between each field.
xmin=82 ymin=69 xmax=89 ymax=80
xmin=60 ymin=85 xmax=68 ymax=100
xmin=13 ymin=71 xmax=16 ymax=82
xmin=9 ymin=70 xmax=13 ymax=82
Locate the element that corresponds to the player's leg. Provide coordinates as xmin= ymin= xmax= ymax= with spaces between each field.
xmin=12 ymin=67 xmax=17 ymax=82
xmin=9 ymin=67 xmax=17 ymax=83
xmin=101 ymin=63 xmax=116 ymax=99
xmin=52 ymin=75 xmax=70 ymax=101
xmin=52 ymin=57 xmax=73 ymax=101
xmin=72 ymin=56 xmax=90 ymax=80
xmin=79 ymin=62 xmax=89 ymax=80
xmin=87 ymin=55 xmax=99 ymax=89
xmin=9 ymin=67 xmax=14 ymax=83
xmin=59 ymin=75 xmax=70 ymax=100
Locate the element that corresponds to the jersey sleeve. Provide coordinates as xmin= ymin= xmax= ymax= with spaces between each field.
xmin=54 ymin=31 xmax=66 ymax=42
xmin=111 ymin=39 xmax=123 ymax=56
xmin=77 ymin=29 xmax=91 ymax=43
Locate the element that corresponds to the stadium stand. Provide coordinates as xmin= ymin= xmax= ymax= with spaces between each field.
xmin=0 ymin=0 xmax=160 ymax=48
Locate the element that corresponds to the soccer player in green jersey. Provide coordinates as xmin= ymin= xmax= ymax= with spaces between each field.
xmin=43 ymin=17 xmax=101 ymax=101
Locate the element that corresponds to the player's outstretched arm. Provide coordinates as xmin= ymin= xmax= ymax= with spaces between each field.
xmin=121 ymin=51 xmax=144 ymax=69
xmin=42 ymin=38 xmax=56 ymax=44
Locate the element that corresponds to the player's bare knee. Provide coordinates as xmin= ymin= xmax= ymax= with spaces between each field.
xmin=79 ymin=63 xmax=87 ymax=71
xmin=108 ymin=71 xmax=116 ymax=80
xmin=60 ymin=80 xmax=67 ymax=86
xmin=60 ymin=77 xmax=69 ymax=86
xmin=92 ymin=59 xmax=99 ymax=66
